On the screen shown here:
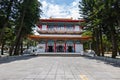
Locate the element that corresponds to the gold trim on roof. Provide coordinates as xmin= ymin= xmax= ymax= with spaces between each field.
xmin=28 ymin=35 xmax=92 ymax=40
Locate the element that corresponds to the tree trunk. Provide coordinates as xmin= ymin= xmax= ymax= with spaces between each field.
xmin=9 ymin=41 xmax=14 ymax=56
xmin=15 ymin=36 xmax=23 ymax=55
xmin=99 ymin=25 xmax=104 ymax=56
xmin=111 ymin=28 xmax=117 ymax=58
xmin=0 ymin=23 xmax=7 ymax=45
xmin=27 ymin=41 xmax=29 ymax=49
xmin=1 ymin=41 xmax=5 ymax=55
xmin=13 ymin=0 xmax=30 ymax=55
xmin=95 ymin=27 xmax=100 ymax=56
xmin=20 ymin=39 xmax=23 ymax=55
xmin=14 ymin=29 xmax=23 ymax=55
xmin=92 ymin=28 xmax=96 ymax=51
xmin=17 ymin=42 xmax=21 ymax=55
xmin=26 ymin=39 xmax=30 ymax=49
xmin=118 ymin=48 xmax=120 ymax=55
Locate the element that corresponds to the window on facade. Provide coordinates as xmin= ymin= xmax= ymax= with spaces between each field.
xmin=66 ymin=24 xmax=74 ymax=31
xmin=48 ymin=25 xmax=54 ymax=31
xmin=66 ymin=40 xmax=74 ymax=45
xmin=75 ymin=40 xmax=81 ymax=44
xmin=47 ymin=40 xmax=54 ymax=46
xmin=57 ymin=24 xmax=64 ymax=30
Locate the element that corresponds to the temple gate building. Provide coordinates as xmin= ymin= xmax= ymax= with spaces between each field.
xmin=29 ymin=17 xmax=91 ymax=53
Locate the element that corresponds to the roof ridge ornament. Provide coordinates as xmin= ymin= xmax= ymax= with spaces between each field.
xmin=49 ymin=17 xmax=73 ymax=20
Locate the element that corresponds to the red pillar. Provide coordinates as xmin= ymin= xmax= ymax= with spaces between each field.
xmin=47 ymin=25 xmax=48 ymax=31
xmin=74 ymin=42 xmax=76 ymax=52
xmin=54 ymin=40 xmax=56 ymax=52
xmin=46 ymin=41 xmax=48 ymax=52
xmin=64 ymin=42 xmax=66 ymax=52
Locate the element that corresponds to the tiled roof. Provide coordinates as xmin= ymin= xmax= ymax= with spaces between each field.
xmin=39 ymin=18 xmax=85 ymax=23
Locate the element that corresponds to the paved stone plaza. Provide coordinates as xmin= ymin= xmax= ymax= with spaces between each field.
xmin=0 ymin=55 xmax=120 ymax=80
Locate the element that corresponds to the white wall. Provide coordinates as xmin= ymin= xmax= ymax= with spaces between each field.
xmin=42 ymin=25 xmax=47 ymax=30
xmin=36 ymin=44 xmax=45 ymax=52
xmin=75 ymin=44 xmax=83 ymax=53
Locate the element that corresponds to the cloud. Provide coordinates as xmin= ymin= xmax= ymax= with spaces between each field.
xmin=39 ymin=0 xmax=81 ymax=19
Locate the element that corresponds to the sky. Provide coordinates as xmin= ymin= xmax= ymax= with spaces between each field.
xmin=34 ymin=0 xmax=81 ymax=35
xmin=39 ymin=0 xmax=81 ymax=19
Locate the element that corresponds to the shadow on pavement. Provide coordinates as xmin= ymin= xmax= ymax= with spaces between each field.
xmin=0 ymin=55 xmax=38 ymax=64
xmin=83 ymin=55 xmax=120 ymax=67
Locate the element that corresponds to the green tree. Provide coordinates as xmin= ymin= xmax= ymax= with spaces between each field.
xmin=79 ymin=0 xmax=120 ymax=58
xmin=9 ymin=0 xmax=42 ymax=55
xmin=0 ymin=0 xmax=14 ymax=45
xmin=82 ymin=31 xmax=92 ymax=50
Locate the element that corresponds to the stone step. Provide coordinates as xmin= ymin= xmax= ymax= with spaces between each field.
xmin=32 ymin=53 xmax=82 ymax=57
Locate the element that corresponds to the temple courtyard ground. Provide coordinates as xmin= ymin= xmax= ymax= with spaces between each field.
xmin=0 ymin=54 xmax=120 ymax=80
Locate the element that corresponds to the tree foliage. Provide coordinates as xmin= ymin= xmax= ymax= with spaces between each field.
xmin=0 ymin=0 xmax=42 ymax=55
xmin=79 ymin=0 xmax=120 ymax=58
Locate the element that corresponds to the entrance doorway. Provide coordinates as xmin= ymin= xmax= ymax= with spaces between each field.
xmin=68 ymin=46 xmax=73 ymax=52
xmin=57 ymin=45 xmax=64 ymax=52
xmin=48 ymin=46 xmax=53 ymax=52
